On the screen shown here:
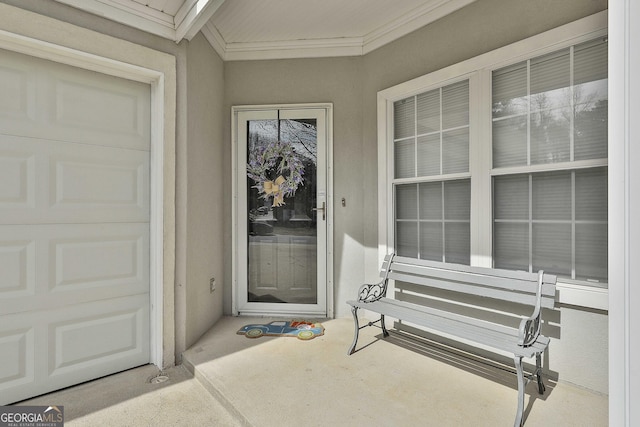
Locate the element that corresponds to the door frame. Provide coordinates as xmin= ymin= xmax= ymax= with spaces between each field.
xmin=231 ymin=103 xmax=334 ymax=317
xmin=0 ymin=16 xmax=176 ymax=368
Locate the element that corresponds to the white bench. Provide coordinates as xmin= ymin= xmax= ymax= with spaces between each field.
xmin=347 ymin=253 xmax=557 ymax=427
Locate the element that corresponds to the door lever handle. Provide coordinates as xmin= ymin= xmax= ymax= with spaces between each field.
xmin=312 ymin=201 xmax=326 ymax=221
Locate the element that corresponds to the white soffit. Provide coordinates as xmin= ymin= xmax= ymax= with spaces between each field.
xmin=52 ymin=0 xmax=225 ymax=41
xmin=52 ymin=0 xmax=476 ymax=60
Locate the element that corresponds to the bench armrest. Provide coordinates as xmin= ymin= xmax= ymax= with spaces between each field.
xmin=517 ymin=270 xmax=545 ymax=347
xmin=518 ymin=313 xmax=541 ymax=347
xmin=357 ymin=280 xmax=388 ymax=303
xmin=356 ymin=253 xmax=396 ymax=303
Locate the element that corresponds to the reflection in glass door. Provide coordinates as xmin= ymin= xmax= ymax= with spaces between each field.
xmin=234 ymin=107 xmax=330 ymax=316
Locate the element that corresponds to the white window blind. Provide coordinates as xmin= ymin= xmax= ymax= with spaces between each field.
xmin=393 ymin=80 xmax=471 ymax=264
xmin=492 ymin=37 xmax=608 ymax=284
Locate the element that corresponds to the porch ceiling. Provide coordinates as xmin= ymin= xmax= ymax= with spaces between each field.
xmin=52 ymin=0 xmax=476 ymax=60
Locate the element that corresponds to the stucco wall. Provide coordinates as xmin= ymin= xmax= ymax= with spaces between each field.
xmin=184 ymin=33 xmax=226 ymax=350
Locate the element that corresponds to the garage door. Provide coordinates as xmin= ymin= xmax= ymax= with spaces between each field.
xmin=0 ymin=48 xmax=151 ymax=404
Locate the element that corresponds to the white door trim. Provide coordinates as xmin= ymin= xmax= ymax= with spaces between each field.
xmin=231 ymin=103 xmax=334 ymax=318
xmin=0 ymin=17 xmax=175 ymax=368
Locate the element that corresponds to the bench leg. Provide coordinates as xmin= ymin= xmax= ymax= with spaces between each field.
xmin=513 ymin=356 xmax=525 ymax=427
xmin=380 ymin=314 xmax=389 ymax=337
xmin=535 ymin=353 xmax=545 ymax=394
xmin=347 ymin=306 xmax=360 ymax=355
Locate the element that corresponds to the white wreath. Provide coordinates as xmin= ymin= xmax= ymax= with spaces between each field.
xmin=247 ymin=140 xmax=304 ymax=207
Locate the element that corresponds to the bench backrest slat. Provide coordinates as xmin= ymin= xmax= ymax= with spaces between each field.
xmin=388 ymin=261 xmax=556 ymax=297
xmin=380 ymin=255 xmax=556 ymax=309
xmin=388 ymin=270 xmax=554 ymax=309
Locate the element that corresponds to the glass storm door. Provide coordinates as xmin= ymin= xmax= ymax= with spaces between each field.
xmin=235 ymin=107 xmax=329 ymax=316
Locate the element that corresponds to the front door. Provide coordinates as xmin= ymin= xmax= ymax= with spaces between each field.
xmin=234 ymin=105 xmax=332 ymax=316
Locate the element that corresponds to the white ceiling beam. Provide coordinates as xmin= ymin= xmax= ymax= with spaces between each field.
xmin=175 ymin=0 xmax=226 ymax=42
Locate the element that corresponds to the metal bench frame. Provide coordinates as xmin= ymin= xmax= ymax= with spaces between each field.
xmin=347 ymin=253 xmax=557 ymax=427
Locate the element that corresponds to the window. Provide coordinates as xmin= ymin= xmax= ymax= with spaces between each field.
xmin=381 ymin=13 xmax=608 ymax=295
xmin=492 ymin=38 xmax=608 ymax=285
xmin=393 ymin=80 xmax=471 ymax=264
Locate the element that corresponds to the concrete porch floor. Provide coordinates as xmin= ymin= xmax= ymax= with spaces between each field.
xmin=17 ymin=316 xmax=607 ymax=426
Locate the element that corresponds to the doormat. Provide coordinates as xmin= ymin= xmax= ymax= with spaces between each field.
xmin=237 ymin=320 xmax=325 ymax=340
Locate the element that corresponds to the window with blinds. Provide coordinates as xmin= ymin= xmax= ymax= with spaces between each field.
xmin=393 ymin=80 xmax=471 ymax=264
xmin=491 ymin=37 xmax=608 ymax=284
xmin=388 ymin=34 xmax=607 ymax=287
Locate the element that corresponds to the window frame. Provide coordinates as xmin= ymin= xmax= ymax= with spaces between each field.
xmin=377 ymin=11 xmax=608 ymax=310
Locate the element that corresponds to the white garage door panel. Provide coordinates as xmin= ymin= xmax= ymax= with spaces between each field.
xmin=0 ymin=223 xmax=149 ymax=316
xmin=54 ymin=233 xmax=144 ymax=289
xmin=0 ymin=47 xmax=152 ymax=404
xmin=0 ymin=327 xmax=33 ymax=391
xmin=0 ymin=53 xmax=32 ymax=123
xmin=0 ymin=239 xmax=35 ymax=298
xmin=0 ymin=295 xmax=149 ymax=405
xmin=0 ymin=48 xmax=150 ymax=151
xmin=0 ymin=135 xmax=149 ymax=224
xmin=49 ymin=296 xmax=149 ymax=377
xmin=0 ymin=152 xmax=32 ymax=206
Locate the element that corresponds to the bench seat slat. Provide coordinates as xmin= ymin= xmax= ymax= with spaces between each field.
xmin=356 ymin=297 xmax=519 ymax=336
xmin=348 ymin=298 xmax=548 ymax=358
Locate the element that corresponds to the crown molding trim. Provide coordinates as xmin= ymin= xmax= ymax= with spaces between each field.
xmin=362 ymin=0 xmax=475 ymax=54
xmin=204 ymin=0 xmax=476 ymax=61
xmin=200 ymin=20 xmax=227 ymax=59
xmin=53 ymin=0 xmax=476 ymax=59
xmin=202 ymin=21 xmax=364 ymax=61
xmin=54 ymin=0 xmax=176 ymax=39
xmin=54 ymin=0 xmax=225 ymax=43
xmin=175 ymin=0 xmax=226 ymax=41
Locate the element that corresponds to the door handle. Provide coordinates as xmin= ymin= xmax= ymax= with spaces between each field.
xmin=312 ymin=201 xmax=326 ymax=221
